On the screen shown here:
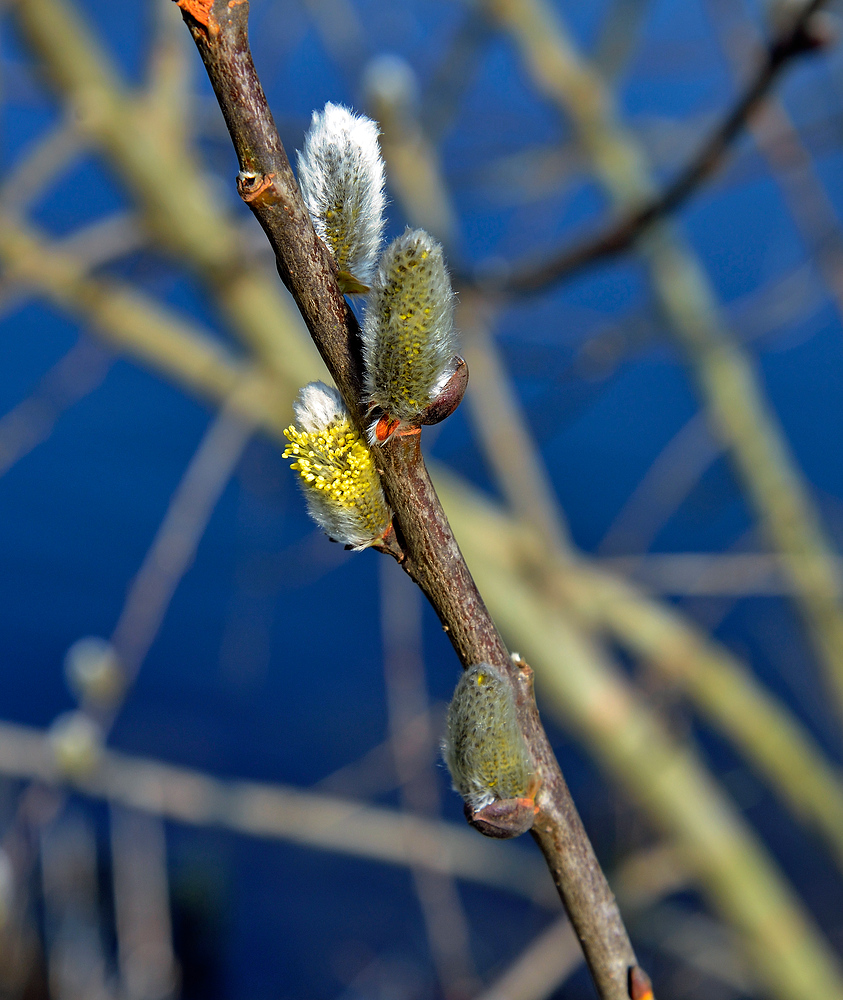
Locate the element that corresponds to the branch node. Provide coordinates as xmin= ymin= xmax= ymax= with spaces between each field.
xmin=629 ymin=965 xmax=654 ymax=1000
xmin=237 ymin=170 xmax=278 ymax=205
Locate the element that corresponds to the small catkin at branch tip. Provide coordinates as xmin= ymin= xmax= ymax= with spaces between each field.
xmin=283 ymin=382 xmax=393 ymax=550
xmin=297 ymin=103 xmax=386 ymax=289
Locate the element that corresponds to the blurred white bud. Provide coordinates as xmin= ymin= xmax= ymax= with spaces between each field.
xmin=362 ymin=54 xmax=419 ymax=118
xmin=64 ymin=636 xmax=124 ymax=708
xmin=49 ymin=711 xmax=102 ymax=779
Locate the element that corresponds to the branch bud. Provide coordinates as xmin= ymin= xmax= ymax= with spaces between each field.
xmin=283 ymin=382 xmax=392 ymax=550
xmin=297 ymin=103 xmax=386 ymax=290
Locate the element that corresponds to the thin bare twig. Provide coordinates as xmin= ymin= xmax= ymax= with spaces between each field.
xmin=484 ymin=0 xmax=843 ymax=723
xmin=709 ymin=0 xmax=843 ymax=329
xmin=172 ymin=1 xmax=641 ymax=996
xmin=14 ymin=0 xmax=319 ymax=384
xmin=0 ymin=338 xmax=112 ymax=480
xmin=480 ymin=0 xmax=830 ymax=294
xmin=107 ymin=401 xmax=253 ymax=696
xmin=473 ymin=917 xmax=582 ymax=1000
xmin=0 ymin=718 xmax=552 ymax=903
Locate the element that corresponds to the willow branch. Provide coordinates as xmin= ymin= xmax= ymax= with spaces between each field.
xmin=436 ymin=473 xmax=843 ymax=1000
xmin=14 ymin=190 xmax=843 ymax=895
xmin=0 ymin=211 xmax=305 ymax=428
xmin=362 ymin=31 xmax=843 ymax=885
xmin=9 ymin=156 xmax=843 ymax=995
xmin=172 ymin=1 xmax=640 ymax=996
xmin=483 ymin=0 xmax=830 ymax=295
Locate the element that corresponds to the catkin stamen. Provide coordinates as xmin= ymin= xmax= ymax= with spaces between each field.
xmin=283 ymin=382 xmax=392 ymax=549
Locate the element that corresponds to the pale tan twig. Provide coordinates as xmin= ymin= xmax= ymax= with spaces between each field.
xmin=301 ymin=0 xmax=367 ymax=80
xmin=314 ymin=705 xmax=445 ymax=800
xmin=0 ymin=337 xmax=112 ymax=481
xmin=110 ymin=806 xmax=177 ymax=1000
xmin=633 ymin=902 xmax=758 ymax=996
xmin=0 ymin=718 xmax=553 ymax=905
xmin=0 ymin=211 xmax=314 ymax=432
xmin=364 ymin=55 xmax=458 ymax=246
xmin=14 ymin=0 xmax=319 ymax=385
xmin=473 ymin=841 xmax=695 ymax=1000
xmin=710 ymin=0 xmax=843 ymax=326
xmin=54 ymin=211 xmax=149 ymax=271
xmin=107 ymin=400 xmax=253 ymax=696
xmin=597 ymin=413 xmax=719 ymax=556
xmin=458 ymin=292 xmax=573 ymax=553
xmin=39 ymin=811 xmax=114 ymax=1000
xmin=143 ymin=0 xmax=195 ymax=153
xmin=594 ymin=551 xmax=843 ymax=596
xmin=0 ymin=115 xmax=82 ymax=215
xmin=472 ymin=917 xmax=582 ymax=1000
xmin=593 ymin=0 xmax=652 ymax=81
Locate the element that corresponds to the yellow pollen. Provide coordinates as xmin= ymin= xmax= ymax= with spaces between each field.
xmin=283 ymin=415 xmax=389 ymax=539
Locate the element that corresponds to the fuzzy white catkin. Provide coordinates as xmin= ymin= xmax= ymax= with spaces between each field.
xmin=362 ymin=228 xmax=457 ymax=429
xmin=283 ymin=382 xmax=392 ymax=550
xmin=297 ymin=103 xmax=386 ymax=286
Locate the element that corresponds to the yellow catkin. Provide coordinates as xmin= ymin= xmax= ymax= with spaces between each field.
xmin=283 ymin=383 xmax=392 ymax=549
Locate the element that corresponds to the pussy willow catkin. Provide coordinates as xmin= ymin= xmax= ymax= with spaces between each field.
xmin=297 ymin=103 xmax=385 ymax=287
xmin=443 ymin=663 xmax=534 ymax=811
xmin=362 ymin=228 xmax=457 ymax=437
xmin=283 ymin=382 xmax=392 ymax=549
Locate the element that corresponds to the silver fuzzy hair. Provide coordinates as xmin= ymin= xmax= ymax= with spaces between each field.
xmin=292 ymin=380 xmax=346 ymax=434
xmin=442 ymin=663 xmax=533 ymax=811
xmin=297 ymin=103 xmax=386 ymax=286
xmin=362 ymin=228 xmax=457 ymax=433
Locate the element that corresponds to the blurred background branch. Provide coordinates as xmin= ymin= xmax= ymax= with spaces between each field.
xmin=482 ymin=0 xmax=831 ymax=293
